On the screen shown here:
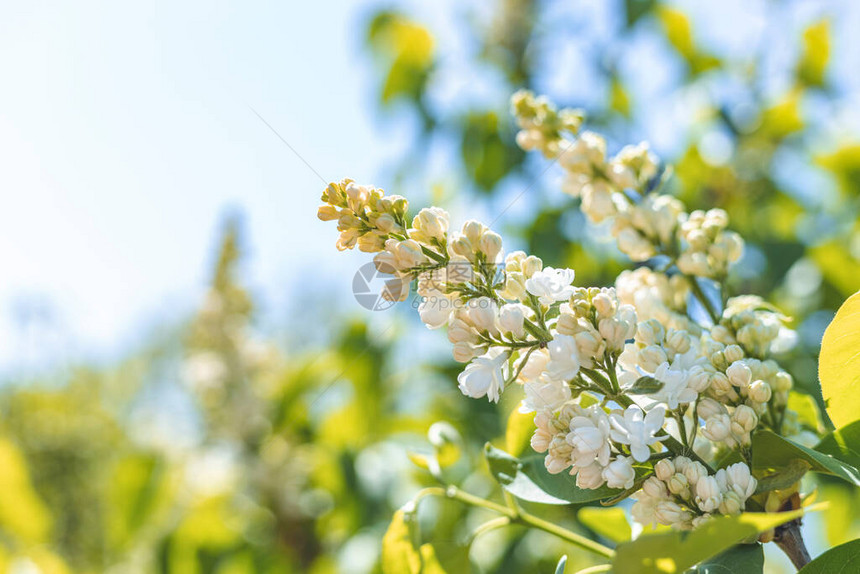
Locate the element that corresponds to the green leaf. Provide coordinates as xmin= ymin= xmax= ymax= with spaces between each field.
xmin=484 ymin=444 xmax=625 ymax=505
xmin=818 ymin=289 xmax=860 ymax=429
xmin=688 ymin=543 xmax=763 ymax=574
xmin=382 ymin=510 xmax=419 ymax=574
xmin=798 ymin=537 xmax=860 ymax=573
xmin=628 ymin=376 xmax=664 ymax=395
xmin=505 ymin=407 xmax=535 ymax=458
xmin=577 ymin=506 xmax=632 ymax=543
xmin=382 ymin=509 xmax=448 ymax=574
xmin=787 ymin=391 xmax=825 ymax=434
xmin=751 ymin=430 xmax=860 ymax=486
xmin=754 ymin=459 xmax=812 ymax=495
xmin=815 ymin=420 xmax=860 ymax=470
xmin=614 ymin=509 xmax=804 ymax=574
xmin=796 ymin=19 xmax=830 ymax=87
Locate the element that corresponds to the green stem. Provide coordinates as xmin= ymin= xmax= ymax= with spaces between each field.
xmin=412 ymin=486 xmax=615 ymax=559
xmin=469 ymin=516 xmax=511 ymax=541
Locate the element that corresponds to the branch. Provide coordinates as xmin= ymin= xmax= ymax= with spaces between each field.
xmin=773 ymin=518 xmax=811 ymax=570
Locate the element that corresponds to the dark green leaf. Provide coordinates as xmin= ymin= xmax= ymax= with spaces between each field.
xmin=751 ymin=430 xmax=860 ymax=486
xmin=688 ymin=543 xmax=763 ymax=574
xmin=815 ymin=420 xmax=860 ymax=470
xmin=628 ymin=376 xmax=664 ymax=395
xmin=798 ymin=538 xmax=860 ymax=573
xmin=754 ymin=459 xmax=812 ymax=494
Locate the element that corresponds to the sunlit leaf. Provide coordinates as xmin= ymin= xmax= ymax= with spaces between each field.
xmin=815 ymin=420 xmax=860 ymax=470
xmin=610 ymin=76 xmax=631 ymax=118
xmin=505 ymin=406 xmax=535 ymax=458
xmin=788 ymin=392 xmax=825 ymax=434
xmin=819 ymin=290 xmax=860 ymax=428
xmin=796 ymin=19 xmax=830 ymax=87
xmin=810 ymin=242 xmax=860 ymax=297
xmin=382 ymin=509 xmax=448 ymax=574
xmin=614 ymin=509 xmax=805 ymax=573
xmin=0 ymin=438 xmax=52 ymax=544
xmin=797 ymin=537 xmax=860 ymax=573
xmin=577 ymin=507 xmax=631 ymax=543
xmin=758 ymin=89 xmax=805 ymax=141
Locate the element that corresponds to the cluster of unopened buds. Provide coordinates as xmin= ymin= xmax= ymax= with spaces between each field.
xmin=318 ymin=90 xmax=799 ymax=532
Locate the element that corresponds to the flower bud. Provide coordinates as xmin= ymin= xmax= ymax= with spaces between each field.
xmin=412 ymin=207 xmax=449 ymax=241
xmin=636 ymin=319 xmax=665 ymax=346
xmin=575 ymin=462 xmax=606 ymax=489
xmin=719 ymin=491 xmax=743 ymax=515
xmin=505 ymin=250 xmax=526 ymax=272
xmin=522 ymin=255 xmax=543 ymax=278
xmin=573 ymin=330 xmax=605 ymax=367
xmin=450 ymin=236 xmax=473 ymax=259
xmin=501 ymin=272 xmax=527 ymax=301
xmin=724 ymin=344 xmax=744 ymax=364
xmin=684 ymin=461 xmax=708 ymax=486
xmin=467 ymin=298 xmax=498 ymax=334
xmin=654 ymin=459 xmax=675 ymax=481
xmin=667 ymin=472 xmax=690 ymax=497
xmin=317 ymin=204 xmax=340 ymax=221
xmin=695 ymin=476 xmax=723 ymax=513
xmin=672 ymin=456 xmax=692 ymax=473
xmin=697 ymin=398 xmax=726 ymax=420
xmin=726 ymin=361 xmax=752 ymax=389
xmin=498 ymin=304 xmax=526 ymax=339
xmin=773 ymin=371 xmax=793 ymax=392
xmin=462 ymin=220 xmax=485 ymax=244
xmin=642 ymin=476 xmax=668 ymax=499
xmin=639 ymin=345 xmax=668 ymax=372
xmin=709 ymin=372 xmax=733 ymax=397
xmin=686 ymin=365 xmax=711 ymax=393
xmin=748 ymin=380 xmax=772 ymax=403
xmin=666 ymin=329 xmax=691 ymax=355
xmin=655 ymin=500 xmax=688 ymax=525
xmin=701 ymin=413 xmax=732 ymax=442
xmin=731 ymin=405 xmax=758 ymax=434
xmin=726 ymin=462 xmax=757 ymax=499
xmin=452 ymin=341 xmax=477 ymax=363
xmin=602 ymin=456 xmax=636 ymax=489
xmin=592 ymin=291 xmax=617 ymax=318
xmin=479 ymin=231 xmax=503 ymax=261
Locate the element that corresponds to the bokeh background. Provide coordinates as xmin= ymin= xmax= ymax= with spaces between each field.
xmin=2 ymin=0 xmax=860 ymax=572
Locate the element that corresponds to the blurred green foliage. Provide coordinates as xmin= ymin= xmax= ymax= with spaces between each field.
xmin=1 ymin=1 xmax=859 ymax=573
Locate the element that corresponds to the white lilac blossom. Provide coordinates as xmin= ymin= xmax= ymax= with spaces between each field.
xmin=568 ymin=407 xmax=612 ymax=468
xmin=602 ymin=456 xmax=636 ymax=489
xmin=457 ymin=348 xmax=509 ymax=402
xmin=525 ymin=267 xmax=576 ymax=306
xmin=521 ymin=379 xmax=572 ymax=413
xmin=609 ymin=406 xmax=667 ymax=462
xmin=544 ymin=335 xmax=581 ymax=382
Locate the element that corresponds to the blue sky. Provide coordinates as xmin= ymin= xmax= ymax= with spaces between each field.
xmin=0 ymin=0 xmax=404 ymax=373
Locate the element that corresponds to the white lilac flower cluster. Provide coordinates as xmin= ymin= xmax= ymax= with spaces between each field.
xmin=632 ymin=458 xmax=758 ymax=529
xmin=512 ymin=89 xmax=743 ymax=281
xmin=317 ymin=90 xmax=800 ymax=533
xmin=531 ymin=403 xmax=665 ymax=490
